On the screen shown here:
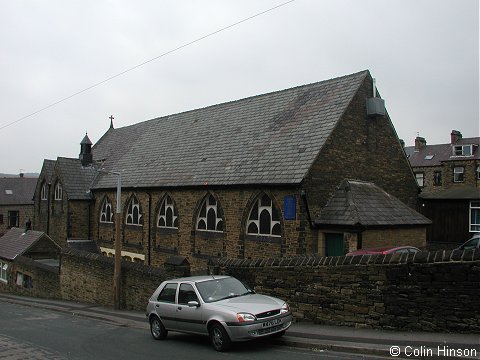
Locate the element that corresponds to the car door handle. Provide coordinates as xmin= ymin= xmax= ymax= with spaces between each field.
xmin=177 ymin=307 xmax=182 ymax=311
xmin=155 ymin=304 xmax=159 ymax=308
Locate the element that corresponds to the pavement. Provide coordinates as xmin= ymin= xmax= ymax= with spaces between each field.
xmin=0 ymin=293 xmax=479 ymax=359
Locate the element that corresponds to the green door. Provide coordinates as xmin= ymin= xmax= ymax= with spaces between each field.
xmin=325 ymin=233 xmax=344 ymax=256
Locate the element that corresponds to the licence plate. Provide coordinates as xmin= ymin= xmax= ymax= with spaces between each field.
xmin=262 ymin=318 xmax=282 ymax=328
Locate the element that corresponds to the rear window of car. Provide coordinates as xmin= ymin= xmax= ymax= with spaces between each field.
xmin=157 ymin=283 xmax=177 ymax=303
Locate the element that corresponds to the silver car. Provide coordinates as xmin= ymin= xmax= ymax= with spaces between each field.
xmin=145 ymin=275 xmax=292 ymax=351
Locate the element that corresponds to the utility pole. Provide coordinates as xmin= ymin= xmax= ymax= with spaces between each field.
xmin=99 ymin=166 xmax=122 ymax=310
xmin=113 ymin=171 xmax=122 ymax=310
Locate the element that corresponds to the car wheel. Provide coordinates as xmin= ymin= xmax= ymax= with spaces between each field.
xmin=150 ymin=316 xmax=168 ymax=340
xmin=209 ymin=323 xmax=231 ymax=352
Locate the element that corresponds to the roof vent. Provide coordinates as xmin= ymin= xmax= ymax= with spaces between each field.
xmin=366 ymin=78 xmax=385 ymax=117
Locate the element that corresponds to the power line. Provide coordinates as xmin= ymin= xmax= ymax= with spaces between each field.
xmin=1 ymin=0 xmax=296 ymax=131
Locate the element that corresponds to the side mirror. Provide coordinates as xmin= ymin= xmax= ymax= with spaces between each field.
xmin=188 ymin=301 xmax=200 ymax=308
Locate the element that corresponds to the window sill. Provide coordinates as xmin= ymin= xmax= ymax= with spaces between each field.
xmin=245 ymin=234 xmax=282 ymax=244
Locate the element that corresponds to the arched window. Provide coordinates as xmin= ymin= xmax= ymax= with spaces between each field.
xmin=54 ymin=182 xmax=63 ymax=200
xmin=100 ymin=197 xmax=113 ymax=223
xmin=196 ymin=194 xmax=224 ymax=232
xmin=246 ymin=194 xmax=281 ymax=237
xmin=41 ymin=182 xmax=47 ymax=200
xmin=126 ymin=196 xmax=143 ymax=226
xmin=157 ymin=195 xmax=178 ymax=229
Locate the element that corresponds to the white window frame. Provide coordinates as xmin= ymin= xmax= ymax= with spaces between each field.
xmin=126 ymin=196 xmax=143 ymax=226
xmin=100 ymin=198 xmax=113 ymax=223
xmin=453 ymin=145 xmax=473 ymax=156
xmin=0 ymin=261 xmax=8 ymax=283
xmin=246 ymin=194 xmax=281 ymax=237
xmin=470 ymin=201 xmax=480 ymax=232
xmin=415 ymin=172 xmax=424 ymax=187
xmin=453 ymin=167 xmax=465 ymax=183
xmin=196 ymin=194 xmax=224 ymax=233
xmin=41 ymin=183 xmax=47 ymax=200
xmin=54 ymin=182 xmax=63 ymax=200
xmin=157 ymin=195 xmax=178 ymax=229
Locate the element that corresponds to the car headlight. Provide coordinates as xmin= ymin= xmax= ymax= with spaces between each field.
xmin=280 ymin=303 xmax=290 ymax=314
xmin=236 ymin=313 xmax=256 ymax=323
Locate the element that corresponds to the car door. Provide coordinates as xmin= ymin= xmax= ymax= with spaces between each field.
xmin=174 ymin=282 xmax=206 ymax=334
xmin=154 ymin=282 xmax=178 ymax=330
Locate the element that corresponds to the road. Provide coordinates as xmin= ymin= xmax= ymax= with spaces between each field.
xmin=0 ymin=301 xmax=387 ymax=359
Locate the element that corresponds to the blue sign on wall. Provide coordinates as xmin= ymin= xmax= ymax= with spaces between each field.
xmin=284 ymin=195 xmax=296 ymax=220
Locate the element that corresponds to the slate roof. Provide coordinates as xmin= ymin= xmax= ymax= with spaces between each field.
xmin=420 ymin=186 xmax=480 ymax=200
xmin=92 ymin=70 xmax=370 ymax=189
xmin=315 ymin=179 xmax=431 ymax=227
xmin=40 ymin=159 xmax=56 ymax=183
xmin=66 ymin=239 xmax=101 ymax=254
xmin=405 ymin=137 xmax=479 ymax=167
xmin=54 ymin=157 xmax=98 ymax=200
xmin=0 ymin=176 xmax=38 ymax=205
xmin=0 ymin=228 xmax=54 ymax=260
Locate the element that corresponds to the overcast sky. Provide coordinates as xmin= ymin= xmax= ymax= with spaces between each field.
xmin=1 ymin=0 xmax=478 ymax=175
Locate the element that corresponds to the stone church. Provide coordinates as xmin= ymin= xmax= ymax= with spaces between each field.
xmin=33 ymin=70 xmax=430 ymax=271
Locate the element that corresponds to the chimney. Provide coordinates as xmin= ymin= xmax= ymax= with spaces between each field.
xmin=80 ymin=133 xmax=93 ymax=166
xmin=414 ymin=136 xmax=426 ymax=150
xmin=451 ymin=130 xmax=462 ymax=144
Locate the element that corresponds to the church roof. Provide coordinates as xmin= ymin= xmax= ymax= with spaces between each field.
xmin=54 ymin=157 xmax=98 ymax=200
xmin=315 ymin=179 xmax=431 ymax=227
xmin=92 ymin=70 xmax=369 ymax=189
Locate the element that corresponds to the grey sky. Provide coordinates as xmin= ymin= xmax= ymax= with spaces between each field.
xmin=1 ymin=0 xmax=478 ymax=174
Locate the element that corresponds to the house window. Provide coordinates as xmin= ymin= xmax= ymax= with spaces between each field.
xmin=7 ymin=211 xmax=19 ymax=228
xmin=415 ymin=173 xmax=424 ymax=187
xmin=157 ymin=195 xmax=178 ymax=229
xmin=41 ymin=183 xmax=47 ymax=200
xmin=0 ymin=261 xmax=8 ymax=283
xmin=433 ymin=171 xmax=442 ymax=186
xmin=54 ymin=182 xmax=63 ymax=200
xmin=453 ymin=167 xmax=465 ymax=183
xmin=453 ymin=145 xmax=472 ymax=156
xmin=196 ymin=194 xmax=224 ymax=232
xmin=246 ymin=194 xmax=281 ymax=237
xmin=100 ymin=198 xmax=113 ymax=223
xmin=126 ymin=196 xmax=143 ymax=225
xmin=470 ymin=201 xmax=480 ymax=232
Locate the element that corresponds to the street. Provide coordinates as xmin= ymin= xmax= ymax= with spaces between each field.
xmin=0 ymin=301 xmax=387 ymax=360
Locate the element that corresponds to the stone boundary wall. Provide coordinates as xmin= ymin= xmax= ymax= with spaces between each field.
xmin=60 ymin=248 xmax=179 ymax=310
xmin=213 ymin=249 xmax=480 ymax=333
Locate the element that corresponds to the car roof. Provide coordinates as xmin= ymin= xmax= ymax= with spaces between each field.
xmin=347 ymin=246 xmax=418 ymax=255
xmin=165 ymin=275 xmax=231 ymax=283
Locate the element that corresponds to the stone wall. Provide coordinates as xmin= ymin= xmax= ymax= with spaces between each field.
xmin=213 ymin=249 xmax=480 ymax=333
xmin=60 ymin=248 xmax=180 ymax=310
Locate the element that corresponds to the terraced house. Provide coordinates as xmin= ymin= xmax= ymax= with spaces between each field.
xmin=33 ymin=70 xmax=430 ymax=271
xmin=405 ymin=131 xmax=480 ymax=247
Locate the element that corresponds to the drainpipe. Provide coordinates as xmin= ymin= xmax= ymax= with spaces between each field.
xmin=147 ymin=192 xmax=152 ymax=266
xmin=300 ymin=190 xmax=314 ymax=229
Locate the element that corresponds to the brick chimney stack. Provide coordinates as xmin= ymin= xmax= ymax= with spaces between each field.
xmin=414 ymin=136 xmax=426 ymax=150
xmin=451 ymin=130 xmax=462 ymax=144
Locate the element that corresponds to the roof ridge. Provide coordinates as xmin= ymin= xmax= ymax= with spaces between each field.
xmin=107 ymin=70 xmax=370 ymax=131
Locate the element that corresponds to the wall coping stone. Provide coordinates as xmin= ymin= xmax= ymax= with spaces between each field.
xmin=214 ymin=249 xmax=480 ymax=268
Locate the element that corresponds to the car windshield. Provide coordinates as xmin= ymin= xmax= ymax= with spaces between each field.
xmin=196 ymin=277 xmax=253 ymax=303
